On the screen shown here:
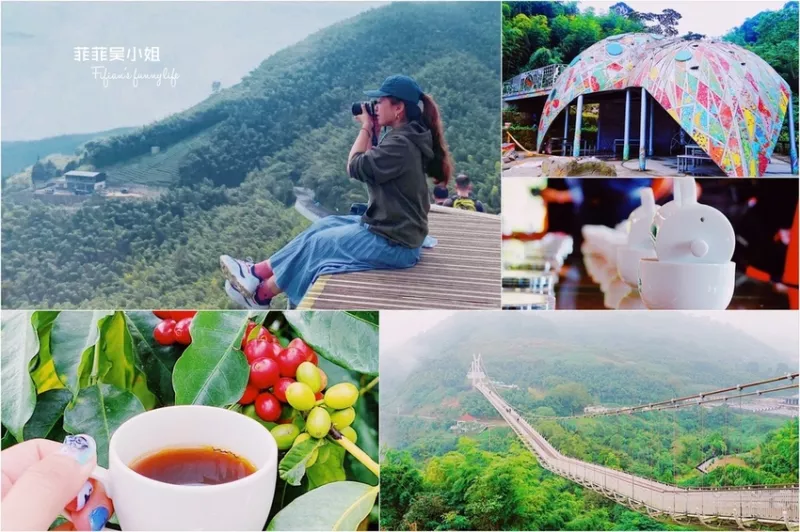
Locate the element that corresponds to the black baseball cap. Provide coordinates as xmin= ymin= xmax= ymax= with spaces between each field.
xmin=433 ymin=185 xmax=449 ymax=199
xmin=455 ymin=174 xmax=471 ymax=187
xmin=364 ymin=75 xmax=423 ymax=104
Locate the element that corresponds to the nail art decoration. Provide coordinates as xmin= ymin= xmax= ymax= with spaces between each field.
xmin=58 ymin=434 xmax=96 ymax=465
xmin=88 ymin=506 xmax=110 ymax=531
xmin=75 ymin=481 xmax=94 ymax=512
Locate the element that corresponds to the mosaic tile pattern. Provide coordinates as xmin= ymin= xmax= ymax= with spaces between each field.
xmin=537 ymin=33 xmax=792 ymax=177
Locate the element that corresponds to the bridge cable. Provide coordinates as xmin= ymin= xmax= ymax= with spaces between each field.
xmin=673 ymin=406 xmax=678 ymax=484
xmin=700 ymin=403 xmax=705 ymax=488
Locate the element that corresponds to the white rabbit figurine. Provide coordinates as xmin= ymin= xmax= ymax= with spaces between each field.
xmin=653 ymin=178 xmax=735 ymax=264
xmin=616 ymin=187 xmax=658 ymax=287
xmin=638 ymin=177 xmax=736 ymax=310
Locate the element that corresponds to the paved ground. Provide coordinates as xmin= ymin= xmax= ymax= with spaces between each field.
xmin=503 ymin=154 xmax=795 ymax=178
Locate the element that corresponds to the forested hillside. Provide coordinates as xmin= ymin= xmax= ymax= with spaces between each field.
xmin=503 ymin=1 xmax=798 ymax=144
xmin=1 ymin=127 xmax=136 ymax=179
xmin=502 ymin=1 xmax=645 ymax=78
xmin=78 ymin=2 xmax=500 ymax=210
xmin=381 ymin=312 xmax=799 ymax=529
xmin=1 ymin=2 xmax=500 ymax=309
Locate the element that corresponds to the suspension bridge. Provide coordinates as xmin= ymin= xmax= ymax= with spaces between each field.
xmin=468 ymin=354 xmax=800 ymax=528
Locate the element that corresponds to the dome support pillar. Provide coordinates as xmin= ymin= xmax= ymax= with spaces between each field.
xmin=623 ymin=89 xmax=631 ymax=161
xmin=639 ymin=88 xmax=648 ymax=171
xmin=573 ymin=94 xmax=584 ymax=158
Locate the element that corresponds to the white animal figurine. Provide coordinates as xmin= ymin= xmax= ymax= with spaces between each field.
xmin=616 ymin=187 xmax=657 ymax=287
xmin=627 ymin=187 xmax=657 ymax=250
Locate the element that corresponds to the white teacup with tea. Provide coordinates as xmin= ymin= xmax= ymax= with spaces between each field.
xmin=90 ymin=405 xmax=277 ymax=531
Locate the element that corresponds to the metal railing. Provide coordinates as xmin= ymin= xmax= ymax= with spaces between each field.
xmin=474 ymin=379 xmax=799 ymax=525
xmin=503 ymin=64 xmax=567 ymax=97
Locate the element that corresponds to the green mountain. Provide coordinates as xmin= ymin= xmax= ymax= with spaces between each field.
xmin=78 ymin=2 xmax=501 ymax=212
xmin=1 ymin=2 xmax=501 ymax=309
xmin=382 ymin=311 xmax=797 ymax=415
xmin=381 ymin=312 xmax=798 ymax=530
xmin=1 ymin=127 xmax=136 ymax=178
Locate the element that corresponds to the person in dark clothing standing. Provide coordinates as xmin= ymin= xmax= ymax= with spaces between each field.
xmin=432 ymin=184 xmax=449 ymax=205
xmin=220 ymin=75 xmax=454 ymax=308
xmin=443 ymin=174 xmax=485 ymax=212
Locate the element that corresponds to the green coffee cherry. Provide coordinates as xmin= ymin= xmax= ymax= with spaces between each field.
xmin=295 ymin=362 xmax=323 ymax=393
xmin=285 ymin=382 xmax=316 ymax=411
xmin=270 ymin=424 xmax=300 ymax=451
xmin=306 ymin=407 xmax=332 ymax=439
xmin=293 ymin=432 xmax=313 ymax=447
xmin=330 ymin=407 xmax=356 ymax=429
xmin=317 ymin=444 xmax=331 ymax=464
xmin=324 ymin=383 xmax=359 ymax=410
xmin=340 ymin=426 xmax=357 ymax=443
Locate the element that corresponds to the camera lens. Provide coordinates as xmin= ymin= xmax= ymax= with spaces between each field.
xmin=351 ymin=103 xmax=363 ymax=116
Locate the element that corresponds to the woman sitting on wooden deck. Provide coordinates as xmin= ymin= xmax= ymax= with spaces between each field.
xmin=220 ymin=74 xmax=453 ymax=309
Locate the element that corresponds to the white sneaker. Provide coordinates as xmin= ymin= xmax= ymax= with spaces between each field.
xmin=220 ymin=255 xmax=261 ymax=299
xmin=224 ymin=281 xmax=271 ymax=310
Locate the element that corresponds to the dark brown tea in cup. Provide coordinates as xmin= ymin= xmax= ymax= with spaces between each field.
xmin=130 ymin=447 xmax=256 ymax=486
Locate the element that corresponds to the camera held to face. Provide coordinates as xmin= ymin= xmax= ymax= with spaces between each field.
xmin=351 ymin=101 xmax=377 ymax=117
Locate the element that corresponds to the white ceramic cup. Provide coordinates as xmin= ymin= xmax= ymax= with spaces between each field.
xmin=638 ymin=259 xmax=735 ymax=310
xmin=90 ymin=405 xmax=278 ymax=531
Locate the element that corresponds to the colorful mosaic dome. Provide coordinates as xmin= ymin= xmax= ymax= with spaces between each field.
xmin=537 ymin=33 xmax=792 ymax=177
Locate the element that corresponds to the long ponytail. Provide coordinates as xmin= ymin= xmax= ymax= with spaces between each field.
xmin=419 ymin=93 xmax=453 ymax=186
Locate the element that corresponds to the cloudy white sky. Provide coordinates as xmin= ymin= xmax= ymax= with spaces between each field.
xmin=684 ymin=310 xmax=799 ymax=359
xmin=581 ymin=1 xmax=788 ymax=38
xmin=1 ymin=2 xmax=380 ymax=141
xmin=380 ymin=310 xmax=456 ymax=352
xmin=381 ymin=310 xmax=799 ymax=360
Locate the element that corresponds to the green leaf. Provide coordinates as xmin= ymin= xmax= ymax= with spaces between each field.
xmin=63 ymin=383 xmax=145 ymax=468
xmin=50 ymin=311 xmax=113 ymax=396
xmin=23 ymin=389 xmax=72 ymax=441
xmin=97 ymin=312 xmax=136 ymax=390
xmin=344 ymin=311 xmax=379 ymax=326
xmin=279 ymin=438 xmax=325 ymax=486
xmin=2 ymin=429 xmax=18 ymax=450
xmin=347 ymin=416 xmax=379 ymax=486
xmin=284 ymin=312 xmax=378 ymax=375
xmin=172 ymin=311 xmax=250 ymax=406
xmin=307 ymin=443 xmax=347 ymax=489
xmin=1 ymin=311 xmax=39 ymax=440
xmin=30 ymin=312 xmax=66 ymax=393
xmin=32 ymin=311 xmax=60 ymax=331
xmin=248 ymin=310 xmax=269 ymax=324
xmin=266 ymin=481 xmax=378 ymax=531
xmin=99 ymin=312 xmax=157 ymax=409
xmin=125 ymin=311 xmax=182 ymax=405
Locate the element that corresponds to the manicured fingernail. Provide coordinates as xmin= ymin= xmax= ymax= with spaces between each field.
xmin=75 ymin=480 xmax=94 ymax=511
xmin=88 ymin=506 xmax=109 ymax=531
xmin=58 ymin=434 xmax=96 ymax=466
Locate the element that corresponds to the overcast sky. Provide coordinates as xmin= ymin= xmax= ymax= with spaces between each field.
xmin=381 ymin=310 xmax=799 ymax=360
xmin=683 ymin=310 xmax=799 ymax=359
xmin=1 ymin=2 xmax=380 ymax=141
xmin=380 ymin=310 xmax=456 ymax=352
xmin=581 ymin=1 xmax=788 ymax=38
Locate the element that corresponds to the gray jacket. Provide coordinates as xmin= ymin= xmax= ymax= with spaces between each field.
xmin=348 ymin=121 xmax=434 ymax=248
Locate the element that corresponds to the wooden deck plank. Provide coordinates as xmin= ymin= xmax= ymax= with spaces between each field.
xmin=299 ymin=207 xmax=501 ymax=309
